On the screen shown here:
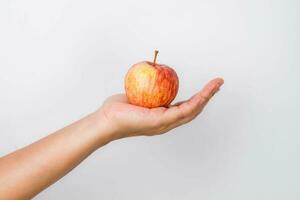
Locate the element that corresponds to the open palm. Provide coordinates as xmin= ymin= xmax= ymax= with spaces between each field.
xmin=100 ymin=78 xmax=224 ymax=139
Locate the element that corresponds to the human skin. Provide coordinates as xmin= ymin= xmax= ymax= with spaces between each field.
xmin=0 ymin=78 xmax=224 ymax=200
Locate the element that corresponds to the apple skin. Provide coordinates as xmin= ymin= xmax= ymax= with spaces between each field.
xmin=125 ymin=61 xmax=179 ymax=108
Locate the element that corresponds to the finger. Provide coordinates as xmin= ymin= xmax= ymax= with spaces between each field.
xmin=191 ymin=78 xmax=224 ymax=105
xmin=161 ymin=78 xmax=224 ymax=127
xmin=180 ymin=77 xmax=223 ymax=119
xmin=168 ymin=100 xmax=188 ymax=108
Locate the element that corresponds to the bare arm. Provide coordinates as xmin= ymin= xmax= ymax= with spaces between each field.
xmin=0 ymin=78 xmax=223 ymax=200
xmin=0 ymin=113 xmax=111 ymax=200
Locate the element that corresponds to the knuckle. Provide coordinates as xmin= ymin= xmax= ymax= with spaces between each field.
xmin=155 ymin=119 xmax=170 ymax=132
xmin=199 ymin=93 xmax=210 ymax=103
xmin=177 ymin=111 xmax=186 ymax=121
xmin=152 ymin=116 xmax=167 ymax=129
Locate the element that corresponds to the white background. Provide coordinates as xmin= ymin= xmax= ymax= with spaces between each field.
xmin=0 ymin=0 xmax=299 ymax=199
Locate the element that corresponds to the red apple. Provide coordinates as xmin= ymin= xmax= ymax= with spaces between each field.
xmin=125 ymin=50 xmax=179 ymax=108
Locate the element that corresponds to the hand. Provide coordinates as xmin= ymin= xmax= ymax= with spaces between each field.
xmin=98 ymin=78 xmax=224 ymax=140
xmin=0 ymin=77 xmax=223 ymax=200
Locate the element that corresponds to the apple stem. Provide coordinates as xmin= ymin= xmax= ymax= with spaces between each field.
xmin=153 ymin=50 xmax=159 ymax=66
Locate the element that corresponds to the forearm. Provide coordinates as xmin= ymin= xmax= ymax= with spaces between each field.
xmin=0 ymin=78 xmax=223 ymax=200
xmin=0 ymin=111 xmax=112 ymax=200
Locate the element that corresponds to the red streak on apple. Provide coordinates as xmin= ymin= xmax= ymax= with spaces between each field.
xmin=125 ymin=53 xmax=179 ymax=108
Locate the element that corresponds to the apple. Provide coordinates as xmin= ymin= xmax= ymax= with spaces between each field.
xmin=125 ymin=50 xmax=179 ymax=108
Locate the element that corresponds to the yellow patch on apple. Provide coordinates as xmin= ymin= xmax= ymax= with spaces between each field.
xmin=125 ymin=50 xmax=179 ymax=108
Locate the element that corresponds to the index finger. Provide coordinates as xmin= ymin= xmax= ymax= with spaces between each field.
xmin=162 ymin=78 xmax=224 ymax=126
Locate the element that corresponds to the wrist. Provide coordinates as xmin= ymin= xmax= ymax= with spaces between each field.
xmin=91 ymin=109 xmax=124 ymax=145
xmin=84 ymin=111 xmax=116 ymax=149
